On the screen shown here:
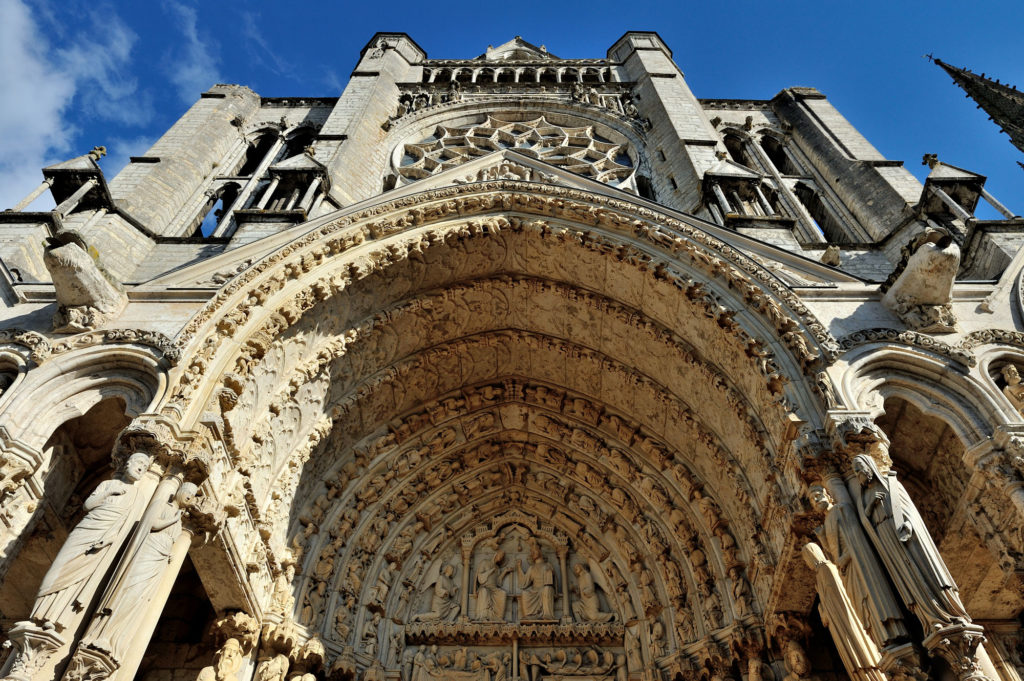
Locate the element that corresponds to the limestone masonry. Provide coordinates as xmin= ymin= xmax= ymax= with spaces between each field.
xmin=0 ymin=32 xmax=1021 ymax=681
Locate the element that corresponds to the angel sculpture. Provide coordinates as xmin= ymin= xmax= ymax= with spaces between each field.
xmin=571 ymin=562 xmax=615 ymax=623
xmin=410 ymin=563 xmax=460 ymax=622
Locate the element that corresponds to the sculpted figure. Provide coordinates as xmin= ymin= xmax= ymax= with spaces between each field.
xmin=571 ymin=563 xmax=614 ymax=623
xmin=851 ymin=455 xmax=971 ymax=631
xmin=782 ymin=640 xmax=815 ymax=681
xmin=90 ymin=482 xmax=198 ymax=657
xmin=254 ymin=654 xmax=289 ymax=681
xmin=369 ymin=562 xmax=397 ymax=609
xmin=802 ymin=543 xmax=885 ymax=681
xmin=1002 ymin=364 xmax=1024 ymax=416
xmin=810 ymin=484 xmax=908 ymax=648
xmin=197 ymin=638 xmax=245 ymax=681
xmin=411 ymin=564 xmax=460 ymax=622
xmin=362 ymin=612 xmax=381 ymax=657
xmin=474 ymin=550 xmax=508 ymax=620
xmin=518 ymin=544 xmax=556 ymax=620
xmin=29 ymin=452 xmax=151 ymax=632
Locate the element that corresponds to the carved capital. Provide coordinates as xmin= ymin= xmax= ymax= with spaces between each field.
xmin=113 ymin=415 xmax=212 ymax=481
xmin=63 ymin=646 xmax=118 ymax=681
xmin=923 ymin=624 xmax=991 ymax=681
xmin=211 ymin=611 xmax=260 ymax=653
xmin=290 ymin=635 xmax=326 ymax=674
xmin=1 ymin=622 xmax=64 ymax=681
xmin=878 ymin=643 xmax=928 ymax=681
xmin=825 ymin=411 xmax=892 ymax=472
xmin=261 ymin=618 xmax=300 ymax=657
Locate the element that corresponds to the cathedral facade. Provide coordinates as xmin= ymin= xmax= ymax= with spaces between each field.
xmin=0 ymin=31 xmax=1022 ymax=681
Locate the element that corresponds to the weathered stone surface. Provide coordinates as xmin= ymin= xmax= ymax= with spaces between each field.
xmin=0 ymin=30 xmax=1021 ymax=681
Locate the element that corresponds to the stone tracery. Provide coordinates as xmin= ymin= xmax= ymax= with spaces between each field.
xmin=396 ymin=116 xmax=636 ymax=190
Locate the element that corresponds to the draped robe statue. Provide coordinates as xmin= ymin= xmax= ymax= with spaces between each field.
xmin=810 ymin=484 xmax=908 ymax=648
xmin=411 ymin=564 xmax=460 ymax=622
xmin=88 ymin=482 xmax=197 ymax=657
xmin=850 ymin=455 xmax=971 ymax=631
xmin=517 ymin=547 xmax=555 ymax=620
xmin=571 ymin=563 xmax=614 ymax=623
xmin=803 ymin=542 xmax=885 ymax=681
xmin=474 ymin=550 xmax=508 ymax=621
xmin=29 ymin=453 xmax=152 ymax=632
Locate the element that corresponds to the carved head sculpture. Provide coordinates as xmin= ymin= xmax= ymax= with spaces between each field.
xmin=177 ymin=481 xmax=199 ymax=507
xmin=124 ymin=452 xmax=152 ymax=482
xmin=808 ymin=485 xmax=833 ymax=512
xmin=1003 ymin=364 xmax=1022 ymax=386
xmin=493 ymin=549 xmax=504 ymax=565
xmin=852 ymin=454 xmax=881 ymax=486
xmin=216 ymin=638 xmax=244 ymax=676
xmin=442 ymin=564 xmax=455 ymax=579
xmin=783 ymin=640 xmax=810 ymax=676
xmin=573 ymin=563 xmax=585 ymax=577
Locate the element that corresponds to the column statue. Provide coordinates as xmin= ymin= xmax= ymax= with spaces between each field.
xmin=28 ymin=452 xmax=152 ymax=633
xmin=86 ymin=482 xmax=198 ymax=658
xmin=517 ymin=544 xmax=556 ymax=620
xmin=810 ymin=484 xmax=908 ymax=648
xmin=197 ymin=638 xmax=245 ymax=681
xmin=802 ymin=542 xmax=886 ymax=681
xmin=850 ymin=454 xmax=971 ymax=631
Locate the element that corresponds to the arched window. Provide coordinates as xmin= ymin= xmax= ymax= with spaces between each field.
xmin=282 ymin=127 xmax=316 ymax=161
xmin=195 ymin=182 xmax=240 ymax=237
xmin=794 ymin=181 xmax=845 ymax=242
xmin=759 ymin=135 xmax=799 ymax=175
xmin=237 ymin=132 xmax=277 ymax=176
xmin=724 ymin=134 xmax=753 ymax=169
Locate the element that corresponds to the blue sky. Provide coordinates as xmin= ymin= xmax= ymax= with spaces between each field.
xmin=1 ymin=0 xmax=1021 ymax=216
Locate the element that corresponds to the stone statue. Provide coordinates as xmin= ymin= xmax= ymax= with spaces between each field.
xmin=411 ymin=564 xmax=460 ymax=622
xmin=362 ymin=612 xmax=381 ymax=657
xmin=88 ymin=482 xmax=198 ymax=657
xmin=412 ymin=645 xmax=440 ymax=681
xmin=517 ymin=544 xmax=556 ymax=620
xmin=28 ymin=452 xmax=151 ymax=632
xmin=571 ymin=563 xmax=614 ymax=623
xmin=197 ymin=638 xmax=245 ymax=681
xmin=369 ymin=562 xmax=397 ymax=610
xmin=810 ymin=484 xmax=908 ymax=648
xmin=850 ymin=455 xmax=971 ymax=631
xmin=802 ymin=542 xmax=885 ymax=681
xmin=474 ymin=550 xmax=508 ymax=620
xmin=254 ymin=653 xmax=289 ymax=681
xmin=1002 ymin=364 xmax=1024 ymax=415
xmin=782 ymin=639 xmax=814 ymax=681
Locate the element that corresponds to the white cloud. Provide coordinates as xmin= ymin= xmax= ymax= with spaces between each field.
xmin=164 ymin=2 xmax=220 ymax=103
xmin=0 ymin=0 xmax=148 ymax=209
xmin=241 ymin=11 xmax=292 ymax=79
xmin=0 ymin=0 xmax=75 ymax=208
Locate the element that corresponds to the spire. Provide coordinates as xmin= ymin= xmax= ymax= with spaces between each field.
xmin=933 ymin=57 xmax=1024 ymax=160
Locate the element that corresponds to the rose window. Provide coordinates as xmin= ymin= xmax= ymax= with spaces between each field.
xmin=397 ymin=115 xmax=636 ymax=189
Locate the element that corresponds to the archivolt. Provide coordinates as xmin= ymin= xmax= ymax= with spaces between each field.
xmin=165 ymin=182 xmax=837 ymax=429
xmin=284 ymin=383 xmax=780 ymax=659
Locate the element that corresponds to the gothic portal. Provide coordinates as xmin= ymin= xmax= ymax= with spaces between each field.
xmin=0 ymin=31 xmax=1023 ymax=681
